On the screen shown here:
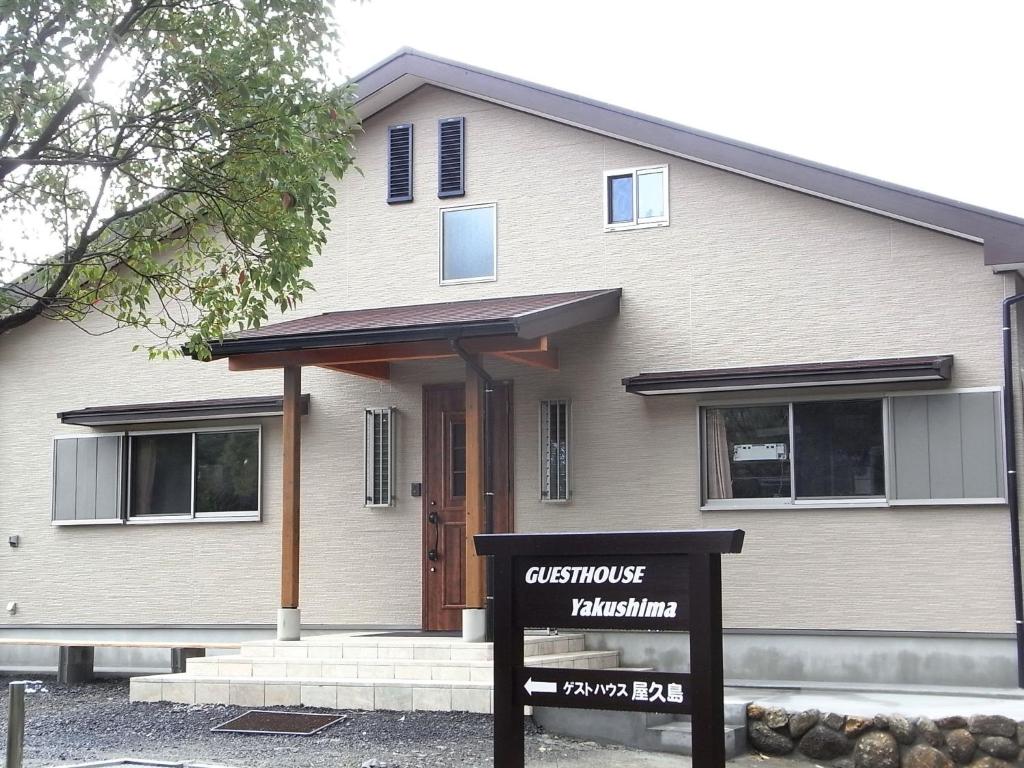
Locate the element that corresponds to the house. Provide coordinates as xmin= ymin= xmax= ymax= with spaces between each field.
xmin=2 ymin=49 xmax=1023 ymax=697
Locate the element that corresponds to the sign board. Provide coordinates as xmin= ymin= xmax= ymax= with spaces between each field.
xmin=475 ymin=529 xmax=744 ymax=768
xmin=515 ymin=554 xmax=690 ymax=630
xmin=517 ymin=667 xmax=691 ymax=714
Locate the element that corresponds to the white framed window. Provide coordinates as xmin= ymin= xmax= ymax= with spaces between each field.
xmin=603 ymin=165 xmax=669 ymax=231
xmin=540 ymin=399 xmax=571 ymax=502
xmin=439 ymin=202 xmax=496 ymax=284
xmin=127 ymin=426 xmax=261 ymax=522
xmin=365 ymin=407 xmax=395 ymax=507
xmin=701 ymin=389 xmax=1005 ymax=509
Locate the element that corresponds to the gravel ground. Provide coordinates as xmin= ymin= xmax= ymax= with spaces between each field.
xmin=0 ymin=675 xmax=790 ymax=768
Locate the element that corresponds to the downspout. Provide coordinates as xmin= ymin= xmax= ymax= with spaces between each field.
xmin=1001 ymin=293 xmax=1024 ymax=688
xmin=450 ymin=339 xmax=496 ymax=642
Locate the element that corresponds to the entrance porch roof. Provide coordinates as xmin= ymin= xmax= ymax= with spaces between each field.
xmin=203 ymin=289 xmax=621 ymax=376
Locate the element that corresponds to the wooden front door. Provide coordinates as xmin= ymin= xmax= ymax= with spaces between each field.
xmin=422 ymin=382 xmax=513 ymax=631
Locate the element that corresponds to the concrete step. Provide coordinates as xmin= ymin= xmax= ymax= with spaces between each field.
xmin=238 ymin=632 xmax=585 ymax=661
xmin=183 ymin=649 xmax=620 ymax=681
xmin=533 ymin=704 xmax=749 ymax=758
xmin=131 ymin=673 xmax=495 ymax=713
xmin=643 ymin=720 xmax=747 ymax=757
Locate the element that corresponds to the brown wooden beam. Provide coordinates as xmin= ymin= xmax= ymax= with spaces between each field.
xmin=464 ymin=358 xmax=486 ymax=610
xmin=492 ymin=348 xmax=559 ymax=370
xmin=227 ymin=335 xmax=548 ymax=371
xmin=281 ymin=365 xmax=301 ymax=610
xmin=320 ymin=361 xmax=391 ymax=380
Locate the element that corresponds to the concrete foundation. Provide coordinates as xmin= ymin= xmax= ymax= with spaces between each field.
xmin=276 ymin=608 xmax=301 ymax=641
xmin=1 ymin=625 xmax=1016 ymax=687
xmin=462 ymin=609 xmax=486 ymax=642
xmin=579 ymin=630 xmax=1018 ymax=689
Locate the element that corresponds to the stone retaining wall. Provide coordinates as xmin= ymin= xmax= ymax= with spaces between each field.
xmin=747 ymin=704 xmax=1023 ymax=767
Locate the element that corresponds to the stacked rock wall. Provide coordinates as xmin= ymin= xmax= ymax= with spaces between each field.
xmin=747 ymin=705 xmax=1022 ymax=767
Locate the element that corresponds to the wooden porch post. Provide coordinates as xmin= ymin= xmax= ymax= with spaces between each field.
xmin=464 ymin=359 xmax=486 ymax=613
xmin=279 ymin=364 xmax=302 ymax=639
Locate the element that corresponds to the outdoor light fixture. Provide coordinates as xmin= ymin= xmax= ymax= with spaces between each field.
xmin=5 ymin=601 xmax=16 ymax=615
xmin=8 ymin=535 xmax=19 ymax=548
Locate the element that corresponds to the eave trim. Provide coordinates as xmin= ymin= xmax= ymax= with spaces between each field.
xmin=622 ymin=355 xmax=954 ymax=396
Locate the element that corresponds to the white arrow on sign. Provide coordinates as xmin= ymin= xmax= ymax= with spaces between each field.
xmin=523 ymin=677 xmax=558 ymax=696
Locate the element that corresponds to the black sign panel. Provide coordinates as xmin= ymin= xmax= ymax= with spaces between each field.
xmin=515 ymin=554 xmax=690 ymax=631
xmin=517 ymin=666 xmax=692 ymax=715
xmin=475 ymin=529 xmax=745 ymax=768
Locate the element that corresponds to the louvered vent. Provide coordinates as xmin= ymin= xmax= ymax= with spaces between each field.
xmin=387 ymin=124 xmax=413 ymax=203
xmin=437 ymin=117 xmax=465 ymax=198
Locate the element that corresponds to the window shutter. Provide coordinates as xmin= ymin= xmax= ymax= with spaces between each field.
xmin=890 ymin=392 xmax=1004 ymax=501
xmin=386 ymin=124 xmax=413 ymax=203
xmin=53 ymin=435 xmax=124 ymax=523
xmin=437 ymin=117 xmax=465 ymax=198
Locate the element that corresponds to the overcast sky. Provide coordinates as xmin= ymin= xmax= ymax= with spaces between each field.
xmin=334 ymin=0 xmax=1024 ymax=218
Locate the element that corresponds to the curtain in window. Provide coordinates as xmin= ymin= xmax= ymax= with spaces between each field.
xmin=706 ymin=410 xmax=733 ymax=499
xmin=132 ymin=438 xmax=159 ymax=514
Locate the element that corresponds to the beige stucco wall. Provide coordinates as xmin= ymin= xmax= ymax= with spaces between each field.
xmin=0 ymin=85 xmax=1016 ymax=634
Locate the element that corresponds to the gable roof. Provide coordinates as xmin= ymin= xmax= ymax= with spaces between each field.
xmin=352 ymin=48 xmax=1024 ymax=267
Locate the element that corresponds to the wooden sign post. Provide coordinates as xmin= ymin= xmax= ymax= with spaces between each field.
xmin=474 ymin=529 xmax=744 ymax=768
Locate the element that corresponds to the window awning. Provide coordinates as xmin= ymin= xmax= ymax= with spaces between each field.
xmin=200 ymin=289 xmax=622 ymax=378
xmin=622 ymin=355 xmax=954 ymax=396
xmin=58 ymin=394 xmax=311 ymax=426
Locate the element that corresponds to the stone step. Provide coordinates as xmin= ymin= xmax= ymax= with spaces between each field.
xmin=183 ymin=649 xmax=620 ymax=681
xmin=131 ymin=673 xmax=496 ymax=713
xmin=643 ymin=720 xmax=747 ymax=758
xmin=239 ymin=633 xmax=586 ymax=661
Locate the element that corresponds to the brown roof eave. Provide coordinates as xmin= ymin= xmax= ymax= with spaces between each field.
xmin=58 ymin=394 xmax=311 ymax=426
xmin=622 ymin=355 xmax=954 ymax=396
xmin=203 ymin=319 xmax=517 ymax=359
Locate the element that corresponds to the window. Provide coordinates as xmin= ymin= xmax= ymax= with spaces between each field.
xmin=604 ymin=165 xmax=669 ymax=230
xmin=387 ymin=123 xmax=413 ymax=203
xmin=437 ymin=117 xmax=465 ymax=198
xmin=365 ymin=408 xmax=395 ymax=507
xmin=540 ymin=400 xmax=571 ymax=502
xmin=128 ymin=427 xmax=261 ymax=520
xmin=440 ymin=203 xmax=496 ymax=284
xmin=702 ymin=391 xmax=1005 ymax=508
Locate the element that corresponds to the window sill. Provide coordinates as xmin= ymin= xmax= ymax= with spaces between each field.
xmin=701 ymin=498 xmax=1008 ymax=511
xmin=52 ymin=518 xmax=126 ymax=527
xmin=604 ymin=220 xmax=669 ymax=233
xmin=440 ymin=275 xmax=497 ymax=286
xmin=126 ymin=514 xmax=261 ymax=525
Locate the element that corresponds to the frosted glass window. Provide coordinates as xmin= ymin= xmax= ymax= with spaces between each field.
xmin=441 ymin=205 xmax=496 ymax=282
xmin=637 ymin=169 xmax=665 ymax=220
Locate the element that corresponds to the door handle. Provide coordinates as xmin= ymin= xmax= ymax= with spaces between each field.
xmin=427 ymin=504 xmax=440 ymax=561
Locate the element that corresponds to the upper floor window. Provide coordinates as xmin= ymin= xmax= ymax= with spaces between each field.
xmin=440 ymin=203 xmax=496 ymax=284
xmin=604 ymin=165 xmax=669 ymax=231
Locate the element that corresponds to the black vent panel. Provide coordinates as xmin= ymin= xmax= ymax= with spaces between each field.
xmin=438 ymin=117 xmax=465 ymax=198
xmin=387 ymin=124 xmax=413 ymax=203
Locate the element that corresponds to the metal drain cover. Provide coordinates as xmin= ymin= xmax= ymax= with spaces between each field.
xmin=211 ymin=709 xmax=344 ymax=735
